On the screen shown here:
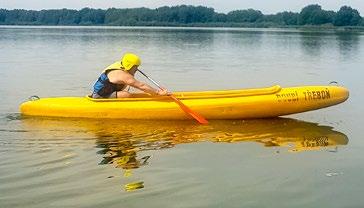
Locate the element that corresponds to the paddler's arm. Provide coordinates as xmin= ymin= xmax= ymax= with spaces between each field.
xmin=124 ymin=76 xmax=162 ymax=95
xmin=108 ymin=70 xmax=169 ymax=96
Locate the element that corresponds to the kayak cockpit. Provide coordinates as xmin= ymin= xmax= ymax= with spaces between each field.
xmin=86 ymin=85 xmax=282 ymax=102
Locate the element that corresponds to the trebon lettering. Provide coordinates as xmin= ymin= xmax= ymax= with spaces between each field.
xmin=303 ymin=88 xmax=330 ymax=101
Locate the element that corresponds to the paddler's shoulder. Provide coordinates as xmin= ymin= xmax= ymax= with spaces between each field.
xmin=103 ymin=61 xmax=123 ymax=73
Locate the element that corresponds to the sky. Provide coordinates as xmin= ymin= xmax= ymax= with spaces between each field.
xmin=0 ymin=0 xmax=363 ymax=15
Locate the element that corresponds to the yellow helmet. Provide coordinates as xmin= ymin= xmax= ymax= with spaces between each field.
xmin=121 ymin=53 xmax=141 ymax=71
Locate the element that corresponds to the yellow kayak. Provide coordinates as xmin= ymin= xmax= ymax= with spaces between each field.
xmin=19 ymin=85 xmax=349 ymax=119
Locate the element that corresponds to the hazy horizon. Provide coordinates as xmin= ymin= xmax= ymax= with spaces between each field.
xmin=0 ymin=0 xmax=363 ymax=15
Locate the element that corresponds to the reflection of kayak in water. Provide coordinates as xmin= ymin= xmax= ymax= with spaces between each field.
xmin=21 ymin=117 xmax=348 ymax=157
xmin=19 ymin=117 xmax=349 ymax=192
xmin=20 ymin=85 xmax=349 ymax=119
xmin=210 ymin=119 xmax=348 ymax=152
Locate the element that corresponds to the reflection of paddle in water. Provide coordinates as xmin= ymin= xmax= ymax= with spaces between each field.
xmin=20 ymin=117 xmax=348 ymax=191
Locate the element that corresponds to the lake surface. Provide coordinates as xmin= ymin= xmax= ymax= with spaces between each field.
xmin=0 ymin=26 xmax=364 ymax=207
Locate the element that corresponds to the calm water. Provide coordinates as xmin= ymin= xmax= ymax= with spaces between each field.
xmin=1 ymin=26 xmax=364 ymax=207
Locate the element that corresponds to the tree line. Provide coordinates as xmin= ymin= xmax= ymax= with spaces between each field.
xmin=0 ymin=4 xmax=362 ymax=27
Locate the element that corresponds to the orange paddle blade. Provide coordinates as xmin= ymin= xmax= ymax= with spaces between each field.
xmin=170 ymin=95 xmax=208 ymax=124
xmin=136 ymin=69 xmax=207 ymax=124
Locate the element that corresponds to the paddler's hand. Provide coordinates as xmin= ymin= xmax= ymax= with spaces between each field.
xmin=157 ymin=88 xmax=171 ymax=96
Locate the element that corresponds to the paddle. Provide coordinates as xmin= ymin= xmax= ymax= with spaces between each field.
xmin=137 ymin=69 xmax=208 ymax=124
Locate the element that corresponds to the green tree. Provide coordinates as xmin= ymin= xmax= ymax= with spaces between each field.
xmin=212 ymin=13 xmax=227 ymax=22
xmin=155 ymin=6 xmax=177 ymax=22
xmin=298 ymin=4 xmax=333 ymax=25
xmin=334 ymin=6 xmax=362 ymax=26
xmin=104 ymin=8 xmax=122 ymax=25
xmin=78 ymin=8 xmax=105 ymax=25
xmin=281 ymin=11 xmax=299 ymax=25
xmin=227 ymin=9 xmax=263 ymax=22
xmin=16 ymin=10 xmax=38 ymax=24
xmin=58 ymin=9 xmax=80 ymax=25
xmin=3 ymin=9 xmax=22 ymax=24
xmin=264 ymin=11 xmax=299 ymax=25
xmin=36 ymin=9 xmax=61 ymax=25
xmin=0 ymin=9 xmax=8 ymax=23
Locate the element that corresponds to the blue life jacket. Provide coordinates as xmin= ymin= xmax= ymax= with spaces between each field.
xmin=92 ymin=71 xmax=125 ymax=98
xmin=92 ymin=62 xmax=127 ymax=98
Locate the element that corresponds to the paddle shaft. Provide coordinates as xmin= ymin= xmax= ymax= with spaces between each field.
xmin=137 ymin=70 xmax=164 ymax=90
xmin=137 ymin=70 xmax=208 ymax=124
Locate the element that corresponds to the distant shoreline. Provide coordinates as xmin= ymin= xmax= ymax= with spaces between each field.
xmin=1 ymin=5 xmax=363 ymax=30
xmin=1 ymin=24 xmax=363 ymax=32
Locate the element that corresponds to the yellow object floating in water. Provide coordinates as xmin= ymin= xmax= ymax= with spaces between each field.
xmin=124 ymin=181 xmax=144 ymax=191
xmin=19 ymin=85 xmax=349 ymax=119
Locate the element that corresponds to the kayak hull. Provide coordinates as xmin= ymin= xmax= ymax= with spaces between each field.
xmin=19 ymin=85 xmax=349 ymax=119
